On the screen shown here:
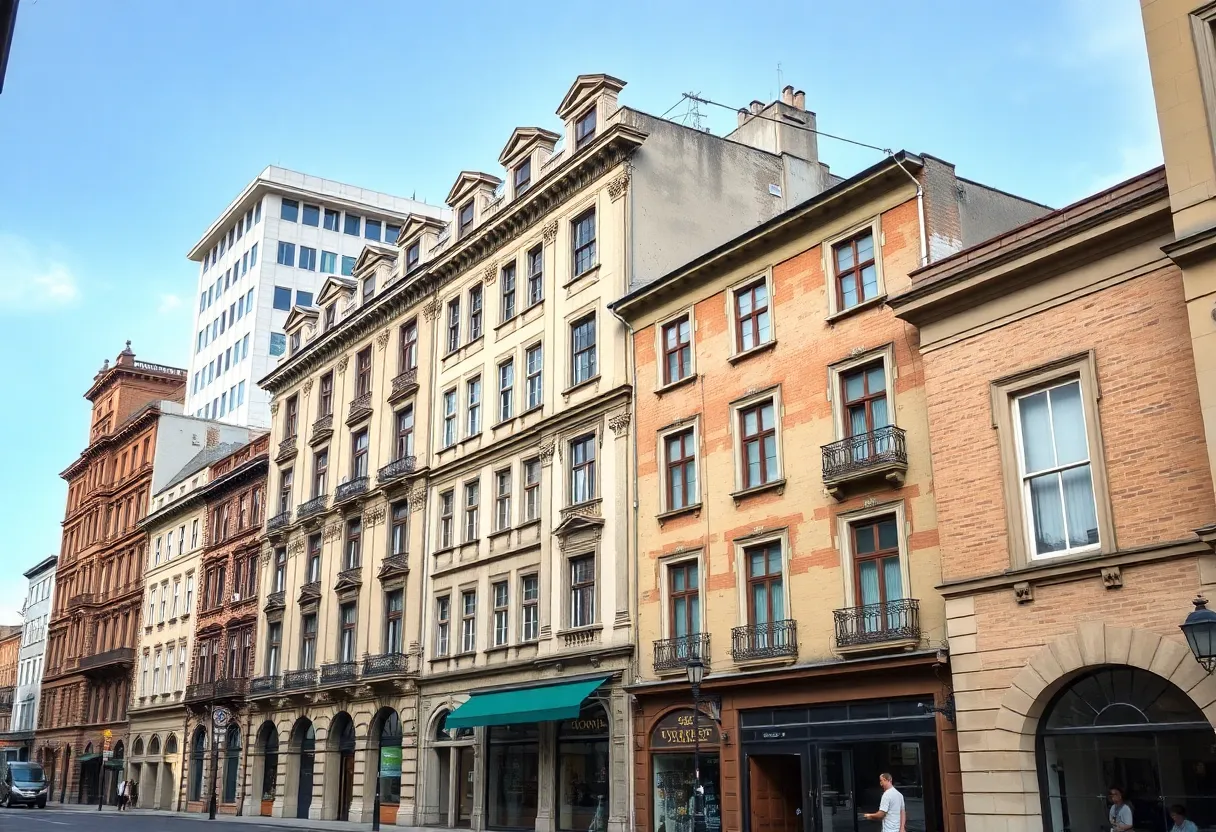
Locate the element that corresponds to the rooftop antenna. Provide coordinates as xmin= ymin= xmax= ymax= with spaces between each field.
xmin=679 ymin=90 xmax=707 ymax=132
xmin=777 ymin=62 xmax=783 ymax=101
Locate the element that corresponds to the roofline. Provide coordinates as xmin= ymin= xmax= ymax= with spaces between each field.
xmin=0 ymin=0 xmax=17 ymax=95
xmin=23 ymin=555 xmax=57 ymax=580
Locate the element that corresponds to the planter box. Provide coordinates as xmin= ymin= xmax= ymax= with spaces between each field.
xmin=261 ymin=799 xmax=274 ymax=817
xmin=380 ymin=803 xmax=399 ymax=825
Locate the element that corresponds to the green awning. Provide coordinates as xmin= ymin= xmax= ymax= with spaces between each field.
xmin=445 ymin=676 xmax=607 ymax=729
xmin=76 ymin=753 xmax=100 ymax=763
xmin=104 ymin=760 xmax=126 ymax=770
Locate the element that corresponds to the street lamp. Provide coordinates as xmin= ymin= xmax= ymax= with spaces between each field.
xmin=686 ymin=656 xmax=706 ymax=832
xmin=1180 ymin=595 xmax=1216 ymax=674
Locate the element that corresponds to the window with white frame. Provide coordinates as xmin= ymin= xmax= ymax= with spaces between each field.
xmin=435 ymin=595 xmax=451 ymax=657
xmin=460 ymin=590 xmax=477 ymax=653
xmin=523 ymin=458 xmax=541 ymax=522
xmin=526 ymin=344 xmax=543 ymax=410
xmin=439 ymin=490 xmax=454 ymax=549
xmin=464 ymin=481 xmax=480 ymax=542
xmin=469 ymin=285 xmax=483 ymax=340
xmin=572 ymin=209 xmax=596 ymax=277
xmin=501 ymin=262 xmax=517 ymax=322
xmin=467 ymin=377 xmax=482 ymax=436
xmin=446 ymin=298 xmax=460 ymax=353
xmin=492 ymin=581 xmax=509 ymax=647
xmin=571 ymin=314 xmax=597 ymax=385
xmin=526 ymin=244 xmax=544 ymax=306
xmin=495 ymin=469 xmax=512 ymax=531
xmin=499 ymin=359 xmax=514 ymax=422
xmin=569 ymin=434 xmax=596 ymax=504
xmin=569 ymin=555 xmax=595 ymax=628
xmin=442 ymin=389 xmax=458 ymax=447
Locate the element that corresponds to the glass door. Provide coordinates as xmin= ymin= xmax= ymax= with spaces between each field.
xmin=817 ymin=748 xmax=854 ymax=832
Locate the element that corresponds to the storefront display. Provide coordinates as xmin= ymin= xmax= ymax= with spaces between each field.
xmin=557 ymin=704 xmax=611 ymax=832
xmin=650 ymin=709 xmax=722 ymax=832
xmin=487 ymin=723 xmax=540 ymax=829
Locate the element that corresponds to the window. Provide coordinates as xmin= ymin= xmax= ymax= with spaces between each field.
xmin=458 ymin=201 xmax=474 ymax=238
xmin=249 ymin=243 xmax=258 ymax=266
xmin=365 ymin=218 xmax=382 ymax=241
xmin=833 ymin=230 xmax=879 ymax=311
xmin=273 ymin=284 xmax=292 ymax=310
xmin=523 ymin=459 xmax=541 ymax=522
xmin=302 ymin=204 xmax=320 ymax=227
xmin=395 ymin=407 xmax=414 ymax=460
xmin=739 ymin=399 xmax=778 ymax=489
xmin=495 ymin=469 xmax=512 ymax=531
xmin=320 ymin=250 xmax=337 ymax=274
xmin=570 ymin=556 xmax=595 ymax=627
xmin=526 ymin=245 xmax=544 ymax=306
xmin=460 ymin=590 xmax=477 ymax=653
xmin=352 ymin=429 xmax=369 ymax=479
xmin=446 ymin=298 xmax=460 ymax=353
xmin=526 ymin=344 xmax=543 ymax=410
xmin=442 ymin=390 xmax=457 ymax=447
xmin=276 ymin=242 xmax=296 ymax=268
xmin=469 ymin=285 xmax=483 ymax=340
xmin=344 ymin=213 xmax=361 ymax=236
xmin=514 ymin=158 xmax=532 ymax=195
xmin=575 ymin=106 xmax=597 ymax=148
xmin=467 ymin=377 xmax=482 ymax=436
xmin=385 ymin=223 xmax=401 ymax=243
xmin=389 ymin=502 xmax=409 ymax=556
xmin=339 ymin=603 xmax=357 ymax=662
xmin=572 ymin=209 xmax=596 ymax=277
xmin=841 ymin=363 xmax=890 ymax=458
xmin=464 ymin=480 xmax=480 ymax=542
xmin=285 ymin=394 xmax=299 ymax=438
xmin=313 ymin=449 xmax=329 ymax=497
xmin=851 ymin=516 xmax=903 ymax=614
xmin=662 ymin=315 xmax=692 ymax=385
xmin=273 ymin=548 xmax=286 ymax=592
xmin=399 ymin=321 xmax=418 ymax=372
xmin=733 ymin=278 xmax=771 ymax=353
xmin=152 ymin=648 xmax=161 ymax=692
xmin=290 ymin=331 xmax=301 ymax=355
xmin=324 ymin=303 xmax=336 ymax=331
xmin=385 ymin=590 xmax=404 ymax=653
xmin=435 ymin=595 xmax=451 ymax=657
xmin=355 ymin=346 xmax=372 ymax=396
xmin=323 ymin=208 xmax=340 ymax=231
xmin=498 ymin=360 xmax=514 ymax=422
xmin=341 ymin=255 xmax=356 ymax=276
xmin=154 ymin=537 xmax=162 ymax=566
xmin=191 ymin=519 xmax=199 ymax=548
xmin=266 ymin=622 xmax=281 ymax=675
xmin=362 ymin=276 xmax=375 ymax=304
xmin=439 ymin=490 xmax=454 ymax=549
xmin=300 ymin=613 xmax=317 ymax=669
xmin=343 ymin=516 xmax=364 ymax=570
xmin=493 ymin=582 xmax=509 ymax=647
xmin=668 ymin=561 xmax=700 ymax=638
xmin=664 ymin=428 xmax=697 ymax=511
xmin=521 ymin=575 xmax=539 ymax=641
xmin=318 ymin=372 xmax=333 ymax=416
xmin=570 ymin=314 xmax=597 ymax=385
xmin=141 ymin=654 xmax=148 ymax=695
xmin=501 ymin=262 xmax=517 ymax=321
xmin=255 ymin=199 xmax=262 ymax=223
xmin=237 ymin=381 xmax=246 ymax=405
xmin=307 ymin=533 xmax=321 ymax=583
xmin=280 ymin=198 xmax=299 ymax=222
xmin=298 ymin=247 xmax=317 ymax=271
xmin=406 ymin=242 xmax=421 ymax=272
xmin=746 ymin=540 xmax=784 ymax=626
xmin=570 ymin=435 xmax=596 ymax=504
xmin=278 ymin=468 xmax=293 ymax=514
xmin=172 ymin=580 xmax=180 ymax=618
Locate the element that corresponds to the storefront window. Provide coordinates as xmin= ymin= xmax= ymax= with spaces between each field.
xmin=487 ymin=723 xmax=539 ymax=829
xmin=558 ymin=704 xmax=611 ymax=832
xmin=653 ymin=754 xmax=721 ymax=832
xmin=378 ymin=710 xmax=403 ymax=806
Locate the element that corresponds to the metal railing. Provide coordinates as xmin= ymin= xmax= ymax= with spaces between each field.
xmin=320 ymin=662 xmax=358 ymax=684
xmin=653 ymin=633 xmax=711 ymax=672
xmin=821 ymin=425 xmax=907 ymax=483
xmin=297 ymin=494 xmax=328 ymax=519
xmin=250 ymin=675 xmax=280 ymax=695
xmin=282 ymin=668 xmax=318 ymax=691
xmin=215 ymin=677 xmax=249 ymax=698
xmin=378 ymin=553 xmax=408 ymax=578
xmin=730 ymin=620 xmax=798 ymax=662
xmin=378 ymin=455 xmax=416 ymax=484
xmin=184 ymin=682 xmax=216 ymax=703
xmin=311 ymin=414 xmax=333 ymax=437
xmin=833 ymin=599 xmax=921 ymax=649
xmin=390 ymin=368 xmax=418 ymax=399
xmin=335 ymin=476 xmax=369 ymax=502
xmin=133 ymin=360 xmax=186 ymax=377
xmin=276 ymin=435 xmax=298 ymax=460
xmin=78 ymin=647 xmax=136 ymax=672
xmin=362 ymin=652 xmax=409 ymax=678
xmin=336 ymin=566 xmax=362 ymax=587
xmin=266 ymin=510 xmax=292 ymax=532
xmin=346 ymin=391 xmax=373 ymax=423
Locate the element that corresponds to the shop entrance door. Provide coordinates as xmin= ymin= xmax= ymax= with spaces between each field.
xmin=817 ymin=748 xmax=854 ymax=832
xmin=749 ymin=754 xmax=806 ymax=832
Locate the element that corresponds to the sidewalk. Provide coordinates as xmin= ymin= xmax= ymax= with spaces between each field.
xmin=47 ymin=802 xmax=431 ymax=831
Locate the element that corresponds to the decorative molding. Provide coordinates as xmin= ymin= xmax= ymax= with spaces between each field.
xmin=483 ymin=265 xmax=496 ymax=285
xmin=323 ymin=522 xmax=343 ymax=542
xmin=1101 ymin=566 xmax=1123 ymax=590
xmin=269 ymin=401 xmax=280 ymax=416
xmin=422 ymin=297 xmax=444 ymax=321
xmin=287 ymin=538 xmax=305 ymax=556
xmin=862 ymin=497 xmax=879 ymax=509
xmin=542 ymin=219 xmax=559 ymax=244
xmin=302 ymin=378 xmax=314 ymax=396
xmin=407 ymin=486 xmax=427 ymax=511
xmin=539 ymin=441 xmax=557 ymax=467
xmin=607 ymin=169 xmax=631 ymax=202
xmin=336 ymin=356 xmax=349 ymax=375
xmin=608 ymin=411 xmax=631 ymax=437
xmin=364 ymin=504 xmax=387 ymax=527
xmin=1013 ymin=581 xmax=1034 ymax=605
xmin=376 ymin=329 xmax=391 ymax=351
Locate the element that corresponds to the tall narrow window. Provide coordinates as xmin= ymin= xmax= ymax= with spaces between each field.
xmin=278 ymin=468 xmax=293 ymax=514
xmin=571 ymin=315 xmax=597 ymax=384
xmin=662 ymin=315 xmax=692 ymax=384
xmin=339 ymin=603 xmax=357 ymax=663
xmin=526 ymin=245 xmax=544 ymax=306
xmin=345 ymin=517 xmax=362 ymax=569
xmin=833 ymin=231 xmax=879 ymax=311
xmin=389 ymin=502 xmax=409 ymax=557
xmin=395 ymin=407 xmax=414 ymax=460
xmin=285 ymin=395 xmax=299 ymax=438
xmin=351 ymin=429 xmax=370 ymax=479
xmin=439 ymin=490 xmax=454 ymax=549
xmin=313 ymin=449 xmax=329 ymax=497
xmin=464 ymin=481 xmax=480 ymax=542
xmin=575 ymin=106 xmax=597 ymax=148
xmin=406 ymin=242 xmax=420 ymax=272
xmin=385 ymin=590 xmax=404 ymax=654
xmin=362 ymin=276 xmax=375 ymax=304
xmin=399 ymin=321 xmax=418 ymax=372
xmin=842 ymin=364 xmax=890 ymax=460
xmin=665 ymin=429 xmax=697 ymax=511
xmin=570 ymin=435 xmax=596 ymax=504
xmin=446 ymin=299 xmax=460 ymax=353
xmin=266 ymin=622 xmax=281 ymax=675
xmin=458 ymin=201 xmax=475 ymax=238
xmin=521 ymin=575 xmax=539 ymax=642
xmin=501 ymin=262 xmax=517 ymax=321
xmin=739 ymin=400 xmax=778 ymax=488
xmin=442 ymin=390 xmax=457 ymax=447
xmin=469 ymin=285 xmax=483 ymax=340
xmin=851 ymin=517 xmax=903 ymax=620
xmin=526 ymin=344 xmax=543 ymax=410
xmin=467 ymin=377 xmax=482 ymax=436
xmin=460 ymin=590 xmax=477 ymax=653
xmin=273 ymin=548 xmax=286 ymax=592
xmin=495 ymin=469 xmax=512 ymax=531
xmin=523 ymin=459 xmax=541 ymax=522
xmin=498 ymin=360 xmax=514 ymax=422
xmin=307 ymin=533 xmax=321 ymax=583
xmin=746 ymin=541 xmax=784 ymax=629
xmin=435 ymin=596 xmax=451 ymax=657
xmin=734 ymin=279 xmax=771 ymax=353
xmin=669 ymin=561 xmax=700 ymax=641
xmin=570 ymin=556 xmax=595 ymax=628
xmin=300 ymin=614 xmax=318 ymax=669
xmin=318 ymin=372 xmax=333 ymax=416
xmin=355 ymin=347 xmax=372 ymax=396
xmin=514 ymin=158 xmax=532 ymax=194
xmin=492 ymin=582 xmax=509 ymax=647
xmin=572 ymin=209 xmax=596 ymax=277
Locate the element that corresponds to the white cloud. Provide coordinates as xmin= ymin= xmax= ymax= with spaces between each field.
xmin=157 ymin=293 xmax=184 ymax=313
xmin=0 ymin=233 xmax=80 ymax=313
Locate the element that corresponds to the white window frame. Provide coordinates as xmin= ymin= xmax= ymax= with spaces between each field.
xmin=728 ymin=386 xmax=785 ymax=493
xmin=822 ymin=216 xmax=885 ymax=318
xmin=491 ymin=579 xmax=510 ymax=648
xmin=494 ymin=468 xmax=512 ymax=532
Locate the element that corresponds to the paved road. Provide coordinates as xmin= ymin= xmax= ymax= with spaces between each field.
xmin=0 ymin=806 xmax=364 ymax=831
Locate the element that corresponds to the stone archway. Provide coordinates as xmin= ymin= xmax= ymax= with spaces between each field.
xmin=959 ymin=622 xmax=1216 ymax=832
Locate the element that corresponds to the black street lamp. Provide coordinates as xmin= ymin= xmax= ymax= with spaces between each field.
xmin=1181 ymin=595 xmax=1216 ymax=674
xmin=686 ymin=656 xmax=706 ymax=832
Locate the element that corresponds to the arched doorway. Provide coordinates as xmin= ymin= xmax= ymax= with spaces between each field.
xmin=108 ymin=740 xmax=124 ymax=807
xmin=161 ymin=735 xmax=178 ymax=811
xmin=254 ymin=721 xmax=279 ymax=816
xmin=328 ymin=712 xmax=356 ymax=822
xmin=290 ymin=718 xmax=315 ymax=820
xmin=555 ymin=702 xmax=610 ymax=832
xmin=222 ymin=725 xmax=241 ymax=806
xmin=1038 ymin=666 xmax=1216 ymax=832
xmin=142 ymin=736 xmax=159 ymax=810
xmin=369 ymin=708 xmax=402 ymax=824
xmin=188 ymin=726 xmax=207 ymax=803
xmin=428 ymin=708 xmax=475 ymax=827
xmin=79 ymin=742 xmax=97 ymax=804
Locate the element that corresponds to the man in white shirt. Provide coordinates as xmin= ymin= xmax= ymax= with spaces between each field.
xmin=863 ymin=773 xmax=905 ymax=832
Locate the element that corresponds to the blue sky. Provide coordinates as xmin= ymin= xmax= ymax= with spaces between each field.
xmin=0 ymin=0 xmax=1158 ymax=621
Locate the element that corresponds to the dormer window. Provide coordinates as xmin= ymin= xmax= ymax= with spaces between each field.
xmin=290 ymin=331 xmax=301 ymax=355
xmin=514 ymin=158 xmax=532 ymax=195
xmin=324 ymin=304 xmax=336 ymax=332
xmin=458 ymin=201 xmax=475 ymax=239
xmin=575 ymin=106 xmax=597 ymax=149
xmin=362 ymin=276 xmax=375 ymax=304
xmin=406 ymin=242 xmax=420 ymax=273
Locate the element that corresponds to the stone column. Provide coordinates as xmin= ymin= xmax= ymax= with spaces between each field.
xmin=607 ymin=686 xmax=630 ymax=832
xmin=609 ymin=411 xmax=631 ymax=630
xmin=539 ymin=439 xmax=557 ymax=639
xmin=536 ymin=722 xmax=555 ymax=832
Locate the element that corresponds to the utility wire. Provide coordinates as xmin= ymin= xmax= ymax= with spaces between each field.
xmin=683 ymin=92 xmax=892 ymax=155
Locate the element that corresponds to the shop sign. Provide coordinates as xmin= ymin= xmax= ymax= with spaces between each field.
xmin=558 ymin=714 xmax=609 ymax=736
xmin=650 ymin=709 xmax=720 ymax=748
xmin=379 ymin=745 xmax=402 ymax=779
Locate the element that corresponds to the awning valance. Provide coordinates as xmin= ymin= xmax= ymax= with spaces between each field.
xmin=76 ymin=753 xmax=100 ymax=763
xmin=444 ymin=676 xmax=607 ymax=730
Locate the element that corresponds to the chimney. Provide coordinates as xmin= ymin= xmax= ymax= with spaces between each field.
xmin=749 ymin=100 xmax=764 ymax=115
xmin=206 ymin=427 xmax=220 ymax=448
xmin=737 ymin=108 xmax=750 ymax=127
xmin=793 ymin=89 xmax=806 ymax=110
xmin=781 ymin=85 xmax=795 ymax=105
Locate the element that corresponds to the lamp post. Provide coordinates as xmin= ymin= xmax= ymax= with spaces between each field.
xmin=1181 ymin=595 xmax=1216 ymax=674
xmin=686 ymin=656 xmax=706 ymax=832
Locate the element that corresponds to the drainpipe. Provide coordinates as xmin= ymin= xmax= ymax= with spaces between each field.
xmin=888 ymin=153 xmax=929 ymax=267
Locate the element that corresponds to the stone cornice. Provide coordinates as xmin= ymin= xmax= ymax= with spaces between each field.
xmin=138 ymin=454 xmax=267 ymax=531
xmin=61 ymin=404 xmax=162 ymax=480
xmin=260 ymin=123 xmax=647 ymax=394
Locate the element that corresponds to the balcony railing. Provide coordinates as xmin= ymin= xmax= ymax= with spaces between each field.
xmin=378 ymin=553 xmax=409 ymax=580
xmin=282 ymin=668 xmax=318 ymax=691
xmin=653 ymin=633 xmax=711 ymax=673
xmin=378 ymin=455 xmax=416 ymax=484
xmin=730 ymin=620 xmax=798 ymax=662
xmin=263 ymin=590 xmax=286 ymax=612
xmin=362 ymin=652 xmax=410 ymax=678
xmin=310 ymin=414 xmax=334 ymax=445
xmin=67 ymin=593 xmax=96 ymax=610
xmin=183 ymin=682 xmax=216 ymax=703
xmin=276 ymin=435 xmax=298 ymax=462
xmin=297 ymin=494 xmax=328 ymax=520
xmin=266 ymin=510 xmax=292 ymax=532
xmin=78 ymin=647 xmax=136 ymax=673
xmin=250 ymin=675 xmax=280 ymax=695
xmin=389 ymin=368 xmax=419 ymax=401
xmin=321 ymin=661 xmax=359 ymax=685
xmin=215 ymin=677 xmax=250 ymax=698
xmin=346 ymin=391 xmax=373 ymax=425
xmin=298 ymin=581 xmax=321 ymax=605
xmin=335 ymin=476 xmax=369 ymax=502
xmin=335 ymin=567 xmax=362 ymax=591
xmin=821 ymin=425 xmax=908 ymax=496
xmin=833 ymin=599 xmax=921 ymax=650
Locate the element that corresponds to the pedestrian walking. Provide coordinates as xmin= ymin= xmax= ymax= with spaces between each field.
xmin=116 ymin=778 xmax=128 ymax=811
xmin=1109 ymin=787 xmax=1133 ymax=832
xmin=862 ymin=773 xmax=905 ymax=832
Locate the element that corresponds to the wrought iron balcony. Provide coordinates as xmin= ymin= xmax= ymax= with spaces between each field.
xmin=389 ymin=368 xmax=419 ymax=402
xmin=346 ymin=391 xmax=373 ymax=426
xmin=249 ymin=675 xmax=280 ymax=695
xmin=310 ymin=414 xmax=334 ymax=446
xmin=334 ymin=476 xmax=369 ymax=503
xmin=335 ymin=567 xmax=362 ymax=592
xmin=298 ymin=581 xmax=321 ymax=605
xmin=730 ymin=620 xmax=798 ymax=662
xmin=297 ymin=494 xmax=328 ymax=520
xmin=184 ymin=682 xmax=216 ymax=704
xmin=821 ymin=425 xmax=908 ymax=498
xmin=78 ymin=647 xmax=136 ymax=674
xmin=378 ymin=455 xmax=416 ymax=484
xmin=320 ymin=662 xmax=358 ymax=685
xmin=834 ymin=599 xmax=921 ymax=651
xmin=362 ymin=652 xmax=410 ymax=679
xmin=215 ymin=677 xmax=249 ymax=698
xmin=266 ymin=510 xmax=292 ymax=532
xmin=653 ymin=633 xmax=711 ymax=673
xmin=378 ymin=553 xmax=409 ymax=581
xmin=67 ymin=593 xmax=96 ymax=610
xmin=263 ymin=590 xmax=286 ymax=613
xmin=275 ymin=435 xmax=299 ymax=463
xmin=282 ymin=668 xmax=318 ymax=691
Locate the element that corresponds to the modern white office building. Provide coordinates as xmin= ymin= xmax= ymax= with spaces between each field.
xmin=5 ymin=556 xmax=56 ymax=760
xmin=185 ymin=166 xmax=445 ymax=427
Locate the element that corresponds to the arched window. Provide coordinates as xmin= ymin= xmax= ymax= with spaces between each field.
xmin=148 ymin=735 xmax=161 ymax=756
xmin=132 ymin=737 xmax=145 ymax=758
xmin=375 ymin=709 xmax=402 ymax=806
xmin=257 ymin=722 xmax=279 ymax=801
xmin=1038 ymin=666 xmax=1216 ymax=832
xmin=222 ymin=725 xmax=241 ymax=804
xmin=188 ymin=727 xmax=207 ymax=801
xmin=434 ymin=709 xmax=473 ymax=741
xmin=164 ymin=734 xmax=178 ymax=756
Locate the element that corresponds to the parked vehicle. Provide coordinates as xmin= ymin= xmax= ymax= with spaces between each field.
xmin=0 ymin=761 xmax=49 ymax=808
